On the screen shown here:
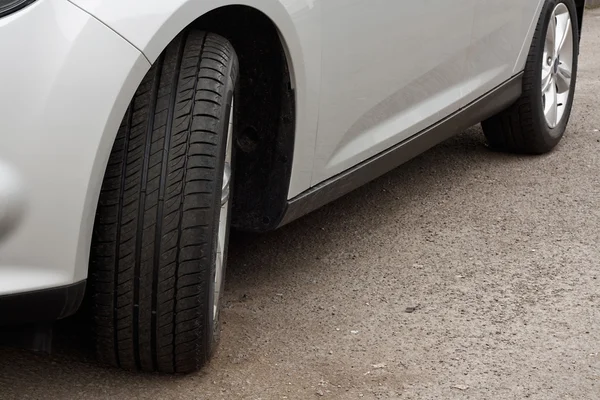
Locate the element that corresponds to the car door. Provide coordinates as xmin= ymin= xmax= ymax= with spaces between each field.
xmin=312 ymin=0 xmax=475 ymax=184
xmin=461 ymin=0 xmax=545 ymax=105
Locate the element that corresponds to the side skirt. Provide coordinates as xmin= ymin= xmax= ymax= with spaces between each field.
xmin=277 ymin=73 xmax=523 ymax=228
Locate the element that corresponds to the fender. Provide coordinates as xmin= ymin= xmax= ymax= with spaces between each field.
xmin=69 ymin=0 xmax=322 ymax=198
xmin=512 ymin=0 xmax=545 ymax=74
xmin=513 ymin=0 xmax=586 ymax=74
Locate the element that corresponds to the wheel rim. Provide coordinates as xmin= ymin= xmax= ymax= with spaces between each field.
xmin=214 ymin=97 xmax=233 ymax=322
xmin=542 ymin=3 xmax=574 ymax=129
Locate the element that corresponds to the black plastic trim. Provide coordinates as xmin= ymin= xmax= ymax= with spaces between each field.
xmin=278 ymin=73 xmax=523 ymax=228
xmin=0 ymin=280 xmax=86 ymax=326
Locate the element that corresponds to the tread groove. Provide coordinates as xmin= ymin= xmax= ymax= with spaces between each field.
xmin=157 ymin=34 xmax=186 ymax=374
xmin=135 ymin=55 xmax=162 ymax=372
xmin=113 ymin=106 xmax=133 ymax=368
xmin=172 ymin=31 xmax=207 ymax=373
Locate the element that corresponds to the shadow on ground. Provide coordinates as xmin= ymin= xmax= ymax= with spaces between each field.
xmin=0 ymin=126 xmax=550 ymax=398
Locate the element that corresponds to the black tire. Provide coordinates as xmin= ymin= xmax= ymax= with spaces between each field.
xmin=90 ymin=30 xmax=238 ymax=373
xmin=482 ymin=0 xmax=579 ymax=154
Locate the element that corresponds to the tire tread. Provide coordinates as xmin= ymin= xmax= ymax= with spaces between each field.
xmin=91 ymin=31 xmax=237 ymax=373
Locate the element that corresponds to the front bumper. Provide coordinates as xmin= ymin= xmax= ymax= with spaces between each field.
xmin=0 ymin=0 xmax=149 ymax=314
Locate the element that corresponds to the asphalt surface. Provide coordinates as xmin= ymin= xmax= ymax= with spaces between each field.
xmin=2 ymin=9 xmax=600 ymax=400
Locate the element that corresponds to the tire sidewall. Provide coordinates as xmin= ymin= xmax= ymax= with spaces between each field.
xmin=530 ymin=0 xmax=579 ymax=149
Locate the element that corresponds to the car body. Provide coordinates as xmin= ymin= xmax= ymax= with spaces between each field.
xmin=0 ymin=0 xmax=585 ymax=371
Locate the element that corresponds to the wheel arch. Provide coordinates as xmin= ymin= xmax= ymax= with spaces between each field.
xmin=512 ymin=0 xmax=585 ymax=74
xmin=81 ymin=1 xmax=310 ymax=255
xmin=77 ymin=4 xmax=302 ymax=325
xmin=191 ymin=6 xmax=297 ymax=231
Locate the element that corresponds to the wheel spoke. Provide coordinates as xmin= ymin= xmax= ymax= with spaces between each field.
xmin=558 ymin=61 xmax=572 ymax=79
xmin=546 ymin=13 xmax=556 ymax=59
xmin=555 ymin=65 xmax=571 ymax=93
xmin=221 ymin=163 xmax=230 ymax=206
xmin=544 ymin=80 xmax=558 ymax=128
xmin=215 ymin=245 xmax=223 ymax=285
xmin=541 ymin=68 xmax=553 ymax=94
xmin=556 ymin=16 xmax=571 ymax=54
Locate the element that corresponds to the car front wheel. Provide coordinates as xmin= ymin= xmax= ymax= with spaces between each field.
xmin=90 ymin=30 xmax=237 ymax=373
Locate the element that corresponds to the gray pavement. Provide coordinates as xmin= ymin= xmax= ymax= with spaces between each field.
xmin=2 ymin=8 xmax=600 ymax=400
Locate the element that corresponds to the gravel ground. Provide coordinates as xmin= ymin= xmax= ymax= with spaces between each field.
xmin=2 ymin=9 xmax=600 ymax=400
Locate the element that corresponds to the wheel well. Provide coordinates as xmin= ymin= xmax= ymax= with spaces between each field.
xmin=192 ymin=6 xmax=296 ymax=232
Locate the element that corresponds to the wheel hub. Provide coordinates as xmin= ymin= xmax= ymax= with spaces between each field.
xmin=213 ymin=97 xmax=234 ymax=324
xmin=541 ymin=4 xmax=574 ymax=129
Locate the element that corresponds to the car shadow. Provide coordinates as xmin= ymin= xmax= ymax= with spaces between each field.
xmin=224 ymin=126 xmax=531 ymax=295
xmin=0 ymin=126 xmax=536 ymax=395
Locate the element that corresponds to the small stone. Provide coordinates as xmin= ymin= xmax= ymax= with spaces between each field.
xmin=405 ymin=306 xmax=418 ymax=313
xmin=351 ymin=330 xmax=359 ymax=334
xmin=316 ymin=389 xmax=324 ymax=396
xmin=372 ymin=363 xmax=386 ymax=369
xmin=452 ymin=384 xmax=470 ymax=391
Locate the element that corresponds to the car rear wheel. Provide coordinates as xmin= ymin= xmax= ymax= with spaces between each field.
xmin=90 ymin=30 xmax=237 ymax=373
xmin=482 ymin=0 xmax=579 ymax=154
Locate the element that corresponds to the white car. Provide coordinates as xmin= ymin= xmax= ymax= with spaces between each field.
xmin=0 ymin=0 xmax=584 ymax=372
